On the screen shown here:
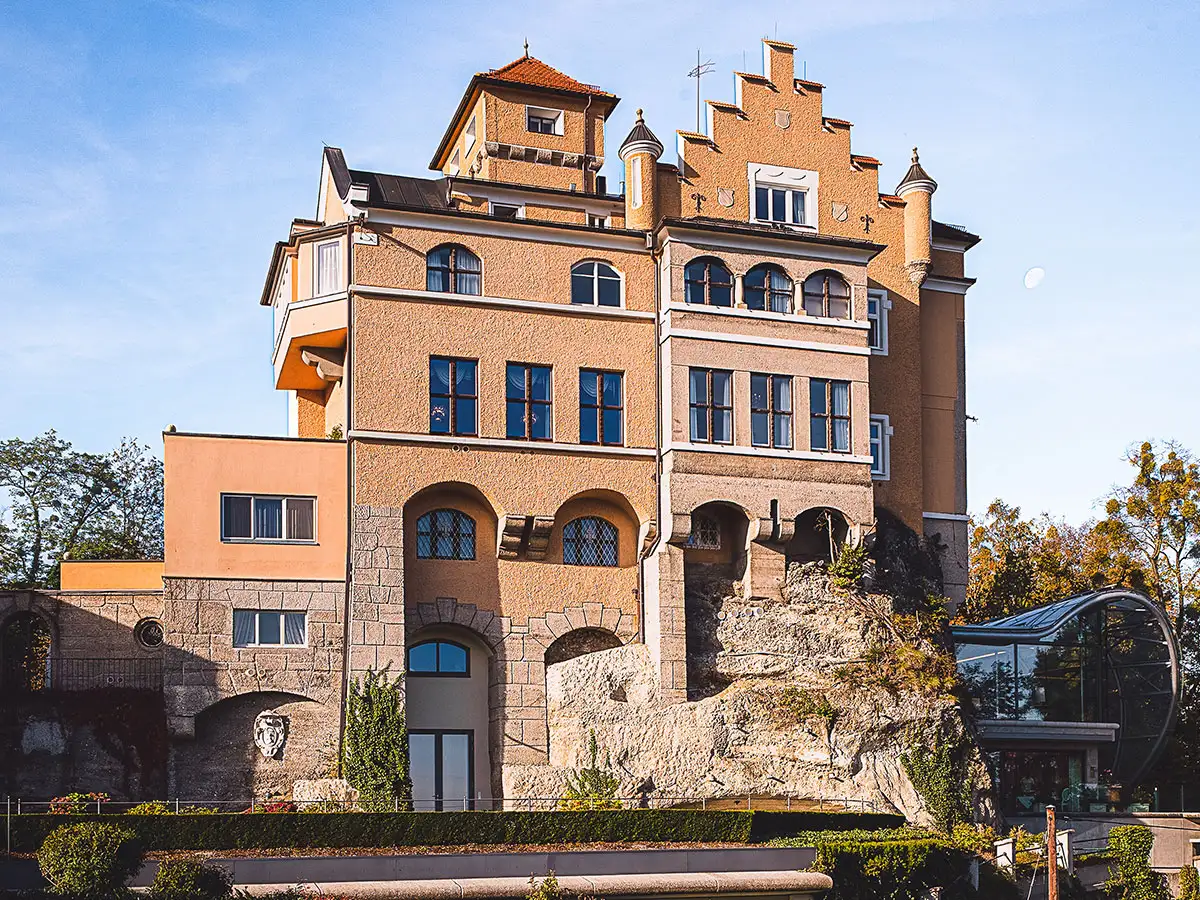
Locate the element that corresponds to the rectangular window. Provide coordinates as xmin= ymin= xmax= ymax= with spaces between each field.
xmin=221 ymin=495 xmax=316 ymax=542
xmin=526 ymin=106 xmax=563 ymax=135
xmin=809 ymin=379 xmax=851 ymax=453
xmin=490 ymin=203 xmax=521 ymax=220
xmin=870 ymin=415 xmax=891 ymax=479
xmin=233 ymin=610 xmax=307 ymax=648
xmin=314 ymin=241 xmax=339 ymax=295
xmin=750 ymin=373 xmax=793 ymax=449
xmin=464 ymin=115 xmax=476 ymax=149
xmin=430 ymin=357 xmax=478 ymax=436
xmin=580 ymin=370 xmax=623 ymax=445
xmin=506 ymin=363 xmax=552 ymax=441
xmin=867 ymin=289 xmax=889 ymax=354
xmin=588 ymin=214 xmax=610 ymax=228
xmin=689 ymin=368 xmax=733 ymax=444
xmin=753 ymin=184 xmax=806 ymax=226
xmin=630 ymin=156 xmax=642 ymax=209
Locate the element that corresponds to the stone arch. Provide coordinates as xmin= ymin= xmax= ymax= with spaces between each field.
xmin=682 ymin=500 xmax=752 ymax=583
xmin=544 ymin=627 xmax=623 ymax=667
xmin=1 ymin=609 xmax=54 ymax=693
xmin=788 ymin=506 xmax=851 ymax=565
xmin=170 ymin=689 xmax=334 ymax=802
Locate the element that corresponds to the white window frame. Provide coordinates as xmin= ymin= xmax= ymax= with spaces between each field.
xmin=867 ymin=289 xmax=891 ymax=355
xmin=570 ymin=260 xmax=625 ymax=308
xmin=869 ymin=415 xmax=893 ymax=480
xmin=464 ymin=114 xmax=477 ymax=151
xmin=233 ymin=609 xmax=308 ymax=648
xmin=220 ymin=493 xmax=318 ymax=544
xmin=630 ymin=156 xmax=643 ymax=209
xmin=313 ymin=241 xmax=340 ymax=297
xmin=489 ymin=201 xmax=524 ymax=220
xmin=525 ymin=105 xmax=564 ymax=136
xmin=747 ymin=162 xmax=818 ymax=231
xmin=588 ymin=214 xmax=611 ymax=229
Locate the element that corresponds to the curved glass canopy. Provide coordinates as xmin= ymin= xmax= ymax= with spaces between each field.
xmin=952 ymin=588 xmax=1179 ymax=785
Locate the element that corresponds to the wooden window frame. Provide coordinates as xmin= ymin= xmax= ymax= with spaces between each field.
xmin=579 ymin=369 xmax=624 ymax=446
xmin=429 ymin=356 xmax=478 ymax=436
xmin=750 ymin=373 xmax=793 ymax=449
xmin=689 ymin=367 xmax=733 ymax=444
xmin=506 ymin=362 xmax=553 ymax=441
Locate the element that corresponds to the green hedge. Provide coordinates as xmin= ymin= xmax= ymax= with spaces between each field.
xmin=10 ymin=809 xmax=902 ymax=853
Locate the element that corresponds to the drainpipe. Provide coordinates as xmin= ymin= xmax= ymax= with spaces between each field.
xmin=638 ymin=229 xmax=664 ymax=644
xmin=337 ymin=215 xmax=357 ymax=774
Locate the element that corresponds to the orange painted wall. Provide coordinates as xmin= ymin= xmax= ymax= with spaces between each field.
xmin=164 ymin=433 xmax=347 ymax=580
xmin=59 ymin=560 xmax=164 ymax=591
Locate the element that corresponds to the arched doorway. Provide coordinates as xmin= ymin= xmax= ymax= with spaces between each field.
xmin=405 ymin=628 xmax=492 ymax=810
xmin=787 ymin=507 xmax=850 ymax=566
xmin=2 ymin=612 xmax=52 ymax=693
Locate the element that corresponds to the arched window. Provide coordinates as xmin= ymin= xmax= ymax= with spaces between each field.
xmin=686 ymin=513 xmax=722 ymax=550
xmin=570 ymin=261 xmax=621 ymax=307
xmin=802 ymin=271 xmax=851 ymax=319
xmin=2 ymin=612 xmax=52 ymax=693
xmin=408 ymin=639 xmax=470 ymax=675
xmin=684 ymin=258 xmax=733 ymax=307
xmin=426 ymin=245 xmax=481 ymax=295
xmin=416 ymin=509 xmax=476 ymax=560
xmin=745 ymin=265 xmax=793 ymax=313
xmin=562 ymin=516 xmax=619 ymax=567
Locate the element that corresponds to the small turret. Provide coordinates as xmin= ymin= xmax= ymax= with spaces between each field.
xmin=618 ymin=109 xmax=663 ymax=231
xmin=897 ymin=147 xmax=937 ymax=286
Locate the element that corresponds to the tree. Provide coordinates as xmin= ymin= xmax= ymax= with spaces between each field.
xmin=961 ymin=500 xmax=1149 ymax=624
xmin=341 ymin=669 xmax=412 ymax=810
xmin=0 ymin=432 xmax=163 ymax=589
xmin=1100 ymin=441 xmax=1200 ymax=641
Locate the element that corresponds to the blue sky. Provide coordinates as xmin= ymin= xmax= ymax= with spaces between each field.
xmin=3 ymin=0 xmax=1198 ymax=524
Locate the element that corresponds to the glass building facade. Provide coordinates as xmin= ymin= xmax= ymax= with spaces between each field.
xmin=952 ymin=589 xmax=1179 ymax=814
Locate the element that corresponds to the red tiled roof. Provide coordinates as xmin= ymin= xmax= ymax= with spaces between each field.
xmin=482 ymin=55 xmax=615 ymax=98
xmin=823 ymin=117 xmax=853 ymax=128
xmin=796 ymin=78 xmax=825 ymax=90
xmin=852 ymin=154 xmax=881 ymax=167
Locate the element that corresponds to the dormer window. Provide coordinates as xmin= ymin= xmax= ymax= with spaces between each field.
xmin=526 ymin=106 xmax=564 ymax=135
xmin=748 ymin=163 xmax=818 ymax=230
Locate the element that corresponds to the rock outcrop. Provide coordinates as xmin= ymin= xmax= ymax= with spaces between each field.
xmin=505 ymin=567 xmax=994 ymax=825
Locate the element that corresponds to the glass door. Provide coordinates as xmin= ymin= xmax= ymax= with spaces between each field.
xmin=409 ymin=730 xmax=474 ymax=811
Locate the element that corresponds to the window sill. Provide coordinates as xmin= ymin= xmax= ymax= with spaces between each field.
xmin=221 ymin=539 xmax=319 ymax=546
xmin=669 ymin=302 xmax=869 ymax=330
xmin=750 ymin=218 xmax=817 ymax=232
xmin=233 ymin=644 xmax=309 ymax=650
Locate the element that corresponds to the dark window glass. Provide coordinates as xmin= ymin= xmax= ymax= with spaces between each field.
xmin=689 ymin=368 xmax=732 ymax=443
xmin=255 ymin=497 xmax=282 ymax=540
xmin=408 ymin=641 xmax=438 ymax=672
xmin=580 ymin=369 xmax=623 ymax=445
xmin=802 ymin=271 xmax=851 ymax=319
xmin=506 ymin=363 xmax=553 ymax=441
xmin=570 ymin=261 xmax=622 ymax=306
xmin=426 ymin=245 xmax=481 ymax=295
xmin=810 ymin=378 xmax=851 ymax=453
xmin=408 ymin=640 xmax=470 ymax=676
xmin=430 ymin=357 xmax=477 ymax=436
xmin=416 ymin=509 xmax=476 ymax=560
xmin=563 ymin=516 xmax=619 ymax=566
xmin=438 ymin=642 xmax=468 ymax=673
xmin=258 ymin=612 xmax=281 ymax=645
xmin=528 ymin=113 xmax=557 ymax=134
xmin=222 ymin=495 xmax=252 ymax=539
xmin=744 ymin=265 xmax=793 ymax=313
xmin=752 ymin=374 xmax=792 ymax=449
xmin=755 ymin=186 xmax=769 ymax=221
xmin=684 ymin=258 xmax=733 ymax=307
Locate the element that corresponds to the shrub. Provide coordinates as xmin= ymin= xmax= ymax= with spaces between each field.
xmin=527 ymin=871 xmax=561 ymax=900
xmin=149 ymin=856 xmax=233 ymax=900
xmin=1105 ymin=825 xmax=1170 ymax=900
xmin=37 ymin=821 xmax=144 ymax=897
xmin=1179 ymin=865 xmax=1200 ymax=900
xmin=777 ymin=687 xmax=838 ymax=729
xmin=949 ymin=821 xmax=997 ymax=854
xmin=559 ymin=731 xmax=622 ymax=811
xmin=249 ymin=800 xmax=298 ymax=814
xmin=829 ymin=542 xmax=868 ymax=590
xmin=341 ymin=668 xmax=411 ymax=811
xmin=48 ymin=792 xmax=110 ymax=815
xmin=900 ymin=735 xmax=973 ymax=834
xmin=126 ymin=801 xmax=171 ymax=815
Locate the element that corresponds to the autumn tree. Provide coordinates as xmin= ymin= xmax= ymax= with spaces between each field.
xmin=0 ymin=431 xmax=163 ymax=589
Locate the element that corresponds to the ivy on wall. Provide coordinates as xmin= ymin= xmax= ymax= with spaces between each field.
xmin=1105 ymin=825 xmax=1171 ymax=900
xmin=900 ymin=735 xmax=972 ymax=835
xmin=340 ymin=669 xmax=411 ymax=811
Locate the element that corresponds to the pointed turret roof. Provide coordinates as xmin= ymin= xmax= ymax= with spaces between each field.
xmin=618 ymin=109 xmax=664 ymax=160
xmin=896 ymin=147 xmax=937 ymax=194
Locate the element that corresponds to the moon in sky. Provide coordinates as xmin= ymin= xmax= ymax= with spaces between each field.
xmin=1024 ymin=267 xmax=1046 ymax=289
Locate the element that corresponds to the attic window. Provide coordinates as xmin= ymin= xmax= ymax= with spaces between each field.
xmin=465 ymin=115 xmax=477 ymax=149
xmin=527 ymin=106 xmax=564 ymax=136
xmin=490 ymin=203 xmax=522 ymax=220
xmin=448 ymin=149 xmax=461 ymax=176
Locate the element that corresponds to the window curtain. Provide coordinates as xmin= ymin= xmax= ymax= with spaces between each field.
xmin=832 ymin=382 xmax=850 ymax=451
xmin=255 ymin=498 xmax=283 ymax=539
xmin=287 ymin=499 xmax=314 ymax=541
xmin=284 ymin=613 xmax=306 ymax=646
xmin=222 ymin=495 xmax=252 ymax=539
xmin=233 ymin=610 xmax=256 ymax=647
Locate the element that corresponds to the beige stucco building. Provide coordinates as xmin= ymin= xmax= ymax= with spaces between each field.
xmin=1 ymin=40 xmax=977 ymax=805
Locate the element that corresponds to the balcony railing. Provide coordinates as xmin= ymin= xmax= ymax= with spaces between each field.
xmin=47 ymin=658 xmax=163 ymax=692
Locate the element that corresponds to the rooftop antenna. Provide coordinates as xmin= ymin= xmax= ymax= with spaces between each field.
xmin=687 ymin=49 xmax=715 ymax=134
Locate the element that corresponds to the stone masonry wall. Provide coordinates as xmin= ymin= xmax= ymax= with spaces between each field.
xmin=350 ymin=504 xmax=406 ymax=680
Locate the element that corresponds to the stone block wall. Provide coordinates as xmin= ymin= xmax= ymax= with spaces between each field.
xmin=349 ymin=504 xmax=406 ymax=679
